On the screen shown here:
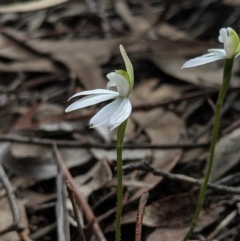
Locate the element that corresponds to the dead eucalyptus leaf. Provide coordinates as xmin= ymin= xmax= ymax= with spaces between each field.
xmin=0 ymin=0 xmax=70 ymax=13
xmin=130 ymin=78 xmax=183 ymax=106
xmin=0 ymin=197 xmax=28 ymax=241
xmin=223 ymin=0 xmax=240 ymax=6
xmin=130 ymin=109 xmax=184 ymax=201
xmin=91 ymin=148 xmax=152 ymax=161
xmin=153 ymin=57 xmax=240 ymax=88
xmin=28 ymin=38 xmax=125 ymax=89
xmin=146 ymin=228 xmax=189 ymax=241
xmin=74 ymin=160 xmax=112 ymax=199
xmin=210 ymin=127 xmax=240 ymax=181
xmin=120 ymin=190 xmax=199 ymax=228
xmin=2 ymin=143 xmax=92 ymax=180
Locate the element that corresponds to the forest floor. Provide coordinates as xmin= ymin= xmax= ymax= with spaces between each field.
xmin=0 ymin=0 xmax=240 ymax=240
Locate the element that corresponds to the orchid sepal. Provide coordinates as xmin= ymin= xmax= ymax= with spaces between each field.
xmin=182 ymin=27 xmax=240 ymax=69
xmin=119 ymin=45 xmax=134 ymax=91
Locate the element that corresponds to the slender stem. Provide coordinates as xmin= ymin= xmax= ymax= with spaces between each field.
xmin=183 ymin=58 xmax=234 ymax=241
xmin=115 ymin=119 xmax=128 ymax=241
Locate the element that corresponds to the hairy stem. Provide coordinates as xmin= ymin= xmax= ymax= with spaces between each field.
xmin=183 ymin=58 xmax=234 ymax=241
xmin=115 ymin=120 xmax=128 ymax=241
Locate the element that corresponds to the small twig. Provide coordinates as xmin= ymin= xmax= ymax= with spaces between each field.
xmin=52 ymin=144 xmax=106 ymax=241
xmin=135 ymin=191 xmax=149 ymax=241
xmin=0 ymin=133 xmax=208 ymax=149
xmin=0 ymin=164 xmax=32 ymax=240
xmin=122 ymin=162 xmax=240 ymax=194
xmin=55 ymin=148 xmax=68 ymax=241
xmin=222 ymin=117 xmax=240 ymax=135
xmin=208 ymin=210 xmax=237 ymax=240
xmin=217 ymin=224 xmax=240 ymax=241
xmin=0 ymin=164 xmax=23 ymax=230
xmin=19 ymin=231 xmax=34 ymax=241
xmin=0 ymin=166 xmax=22 ymax=228
xmin=0 ymin=225 xmax=15 ymax=235
xmin=30 ymin=223 xmax=56 ymax=240
xmin=66 ymin=181 xmax=86 ymax=241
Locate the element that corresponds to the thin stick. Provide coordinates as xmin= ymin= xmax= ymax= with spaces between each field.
xmin=52 ymin=143 xmax=106 ymax=241
xmin=135 ymin=191 xmax=149 ymax=241
xmin=208 ymin=210 xmax=237 ymax=240
xmin=0 ymin=163 xmax=32 ymax=241
xmin=66 ymin=181 xmax=86 ymax=241
xmin=0 ymin=133 xmax=208 ymax=149
xmin=122 ymin=162 xmax=240 ymax=194
xmin=55 ymin=152 xmax=68 ymax=241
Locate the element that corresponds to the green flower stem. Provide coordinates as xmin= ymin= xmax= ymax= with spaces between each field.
xmin=115 ymin=119 xmax=128 ymax=241
xmin=183 ymin=58 xmax=234 ymax=241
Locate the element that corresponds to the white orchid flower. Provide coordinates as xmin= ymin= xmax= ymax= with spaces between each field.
xmin=65 ymin=45 xmax=134 ymax=131
xmin=182 ymin=27 xmax=240 ymax=69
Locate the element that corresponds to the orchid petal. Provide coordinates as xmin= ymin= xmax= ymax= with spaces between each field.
xmin=219 ymin=28 xmax=227 ymax=44
xmin=68 ymin=89 xmax=118 ymax=101
xmin=65 ymin=94 xmax=118 ymax=112
xmin=182 ymin=53 xmax=226 ymax=69
xmin=108 ymin=97 xmax=132 ymax=131
xmin=107 ymin=72 xmax=130 ymax=97
xmin=89 ymin=98 xmax=122 ymax=128
xmin=208 ymin=48 xmax=226 ymax=54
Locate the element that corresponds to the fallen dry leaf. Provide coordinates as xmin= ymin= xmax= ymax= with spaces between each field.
xmin=0 ymin=33 xmax=61 ymax=75
xmin=28 ymin=38 xmax=125 ymax=89
xmin=153 ymin=57 xmax=240 ymax=88
xmin=0 ymin=59 xmax=59 ymax=73
xmin=107 ymin=189 xmax=221 ymax=234
xmin=0 ymin=0 xmax=70 ymax=13
xmin=21 ymin=190 xmax=56 ymax=207
xmin=0 ymin=196 xmax=28 ymax=241
xmin=130 ymin=108 xmax=184 ymax=201
xmin=120 ymin=189 xmax=199 ymax=228
xmin=2 ymin=143 xmax=92 ymax=180
xmin=223 ymin=0 xmax=240 ymax=6
xmin=115 ymin=0 xmax=151 ymax=35
xmin=210 ymin=127 xmax=240 ymax=181
xmin=91 ymin=148 xmax=151 ymax=161
xmin=130 ymin=78 xmax=184 ymax=106
xmin=146 ymin=227 xmax=189 ymax=241
xmin=74 ymin=160 xmax=112 ymax=199
xmin=157 ymin=23 xmax=190 ymax=40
